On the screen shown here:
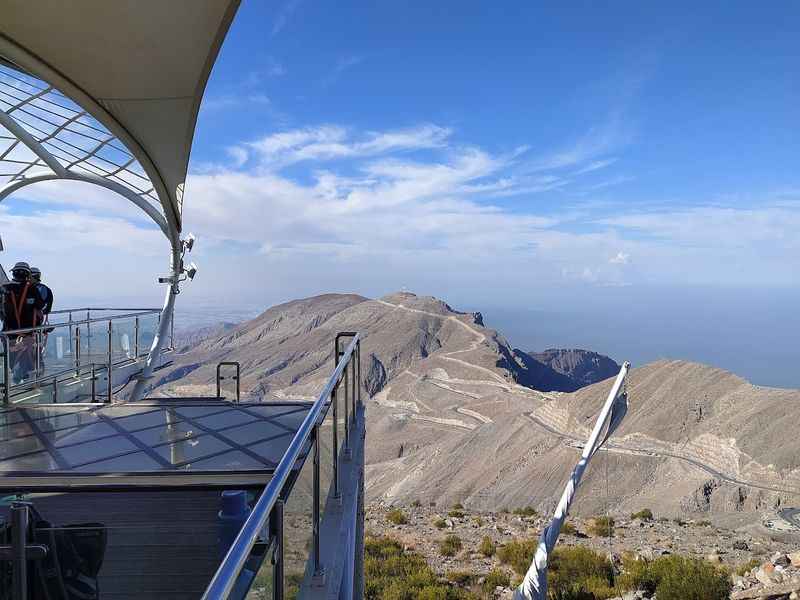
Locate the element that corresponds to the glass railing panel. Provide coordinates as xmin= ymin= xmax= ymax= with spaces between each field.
xmin=37 ymin=326 xmax=76 ymax=381
xmin=110 ymin=317 xmax=137 ymax=364
xmin=137 ymin=313 xmax=158 ymax=357
xmin=246 ymin=541 xmax=276 ymax=600
xmin=283 ymin=442 xmax=315 ymax=600
xmin=318 ymin=403 xmax=334 ymax=510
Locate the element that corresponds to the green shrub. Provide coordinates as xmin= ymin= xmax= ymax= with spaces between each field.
xmin=364 ymin=536 xmax=474 ymax=600
xmin=587 ymin=516 xmax=615 ymax=538
xmin=618 ymin=554 xmax=730 ymax=600
xmin=548 ymin=546 xmax=616 ymax=600
xmin=387 ymin=508 xmax=408 ymax=525
xmin=497 ymin=539 xmax=537 ymax=575
xmin=433 ymin=517 xmax=447 ymax=529
xmin=500 ymin=507 xmax=510 ymax=514
xmin=451 ymin=502 xmax=464 ymax=510
xmin=411 ymin=499 xmax=422 ymax=508
xmin=473 ymin=516 xmax=484 ymax=527
xmin=513 ymin=506 xmax=538 ymax=517
xmin=448 ymin=509 xmax=465 ymax=518
xmin=548 ymin=587 xmax=596 ymax=600
xmin=446 ymin=570 xmax=474 ymax=585
xmin=478 ymin=536 xmax=496 ymax=557
xmin=483 ymin=569 xmax=510 ymax=592
xmin=735 ymin=558 xmax=760 ymax=577
xmin=439 ymin=534 xmax=463 ymax=557
xmin=630 ymin=508 xmax=653 ymax=521
xmin=561 ymin=522 xmax=577 ymax=535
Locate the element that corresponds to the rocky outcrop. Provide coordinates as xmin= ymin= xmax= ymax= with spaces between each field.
xmin=529 ymin=348 xmax=620 ymax=388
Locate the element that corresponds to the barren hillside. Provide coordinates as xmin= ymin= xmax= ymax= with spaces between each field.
xmin=150 ymin=292 xmax=800 ymax=530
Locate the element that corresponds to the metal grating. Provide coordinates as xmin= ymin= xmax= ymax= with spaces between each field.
xmin=0 ymin=61 xmax=163 ymax=218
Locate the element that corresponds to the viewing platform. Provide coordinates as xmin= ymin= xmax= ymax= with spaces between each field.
xmin=0 ymin=333 xmax=366 ymax=600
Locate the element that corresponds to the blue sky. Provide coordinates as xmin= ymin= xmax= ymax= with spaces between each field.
xmin=2 ymin=1 xmax=799 ymax=385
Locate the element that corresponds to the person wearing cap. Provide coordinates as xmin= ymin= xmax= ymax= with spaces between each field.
xmin=30 ymin=267 xmax=54 ymax=316
xmin=1 ymin=261 xmax=45 ymax=381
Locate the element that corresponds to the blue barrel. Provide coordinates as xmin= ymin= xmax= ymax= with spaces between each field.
xmin=218 ymin=490 xmax=251 ymax=558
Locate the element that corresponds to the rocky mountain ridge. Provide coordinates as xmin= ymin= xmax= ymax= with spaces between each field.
xmin=151 ymin=291 xmax=800 ymax=528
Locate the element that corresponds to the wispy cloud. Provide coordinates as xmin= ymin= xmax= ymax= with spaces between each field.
xmin=272 ymin=0 xmax=302 ymax=36
xmin=321 ymin=55 xmax=364 ymax=87
xmin=575 ymin=158 xmax=618 ymax=175
xmin=235 ymin=124 xmax=452 ymax=169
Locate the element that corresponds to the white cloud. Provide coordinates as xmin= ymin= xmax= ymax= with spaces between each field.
xmin=241 ymin=124 xmax=451 ymax=168
xmin=610 ymin=251 xmax=630 ymax=264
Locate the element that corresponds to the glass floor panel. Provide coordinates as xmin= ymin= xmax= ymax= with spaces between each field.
xmin=0 ymin=400 xmax=312 ymax=490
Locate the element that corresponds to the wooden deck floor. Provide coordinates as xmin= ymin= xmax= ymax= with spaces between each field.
xmin=2 ymin=490 xmax=250 ymax=599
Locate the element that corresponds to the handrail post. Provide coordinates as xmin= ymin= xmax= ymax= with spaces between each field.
xmin=332 ymin=385 xmax=340 ymax=499
xmin=273 ymin=499 xmax=284 ymax=600
xmin=357 ymin=340 xmax=362 ymax=407
xmin=106 ymin=320 xmax=113 ymax=403
xmin=74 ymin=326 xmax=81 ymax=375
xmin=10 ymin=502 xmax=29 ymax=600
xmin=91 ymin=364 xmax=97 ymax=402
xmin=2 ymin=335 xmax=10 ymax=405
xmin=312 ymin=425 xmax=325 ymax=583
xmin=86 ymin=309 xmax=91 ymax=358
xmin=351 ymin=353 xmax=357 ymax=423
xmin=343 ymin=355 xmax=350 ymax=453
xmin=134 ymin=316 xmax=140 ymax=358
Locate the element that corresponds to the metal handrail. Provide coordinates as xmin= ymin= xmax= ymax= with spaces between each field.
xmin=1 ymin=307 xmax=167 ymax=404
xmin=49 ymin=307 xmax=161 ymax=315
xmin=1 ymin=309 xmax=160 ymax=337
xmin=202 ymin=333 xmax=361 ymax=600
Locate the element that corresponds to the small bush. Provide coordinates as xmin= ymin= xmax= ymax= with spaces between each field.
xmin=433 ymin=517 xmax=447 ymax=529
xmin=500 ymin=507 xmax=510 ymax=514
xmin=451 ymin=502 xmax=464 ymax=510
xmin=672 ymin=518 xmax=686 ymax=526
xmin=630 ymin=508 xmax=653 ymax=521
xmin=618 ymin=554 xmax=730 ymax=600
xmin=587 ymin=516 xmax=615 ymax=538
xmin=478 ymin=536 xmax=496 ymax=557
xmin=548 ymin=546 xmax=616 ymax=599
xmin=411 ymin=499 xmax=422 ymax=508
xmin=473 ymin=516 xmax=484 ymax=527
xmin=549 ymin=588 xmax=596 ymax=600
xmin=735 ymin=558 xmax=760 ymax=577
xmin=483 ymin=569 xmax=510 ymax=592
xmin=513 ymin=506 xmax=538 ymax=517
xmin=561 ymin=522 xmax=577 ymax=535
xmin=497 ymin=539 xmax=537 ymax=575
xmin=446 ymin=570 xmax=474 ymax=585
xmin=448 ymin=509 xmax=465 ymax=518
xmin=439 ymin=534 xmax=463 ymax=557
xmin=387 ymin=508 xmax=408 ymax=525
xmin=364 ymin=536 xmax=474 ymax=600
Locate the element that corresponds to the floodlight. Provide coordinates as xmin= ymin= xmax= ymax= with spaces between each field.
xmin=185 ymin=262 xmax=198 ymax=280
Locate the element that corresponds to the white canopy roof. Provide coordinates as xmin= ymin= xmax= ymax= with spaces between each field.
xmin=0 ymin=0 xmax=240 ymax=236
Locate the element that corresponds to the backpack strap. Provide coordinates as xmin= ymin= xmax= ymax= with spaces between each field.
xmin=8 ymin=281 xmax=31 ymax=330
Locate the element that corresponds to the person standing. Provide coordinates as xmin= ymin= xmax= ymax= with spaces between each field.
xmin=30 ymin=266 xmax=54 ymax=376
xmin=0 ymin=262 xmax=45 ymax=381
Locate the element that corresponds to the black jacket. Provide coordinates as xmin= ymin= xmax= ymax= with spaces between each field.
xmin=1 ymin=281 xmax=45 ymax=332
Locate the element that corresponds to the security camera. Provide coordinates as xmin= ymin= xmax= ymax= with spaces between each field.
xmin=185 ymin=262 xmax=198 ymax=280
xmin=183 ymin=233 xmax=196 ymax=252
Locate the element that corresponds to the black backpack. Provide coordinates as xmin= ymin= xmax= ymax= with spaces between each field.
xmin=0 ymin=506 xmax=107 ymax=600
